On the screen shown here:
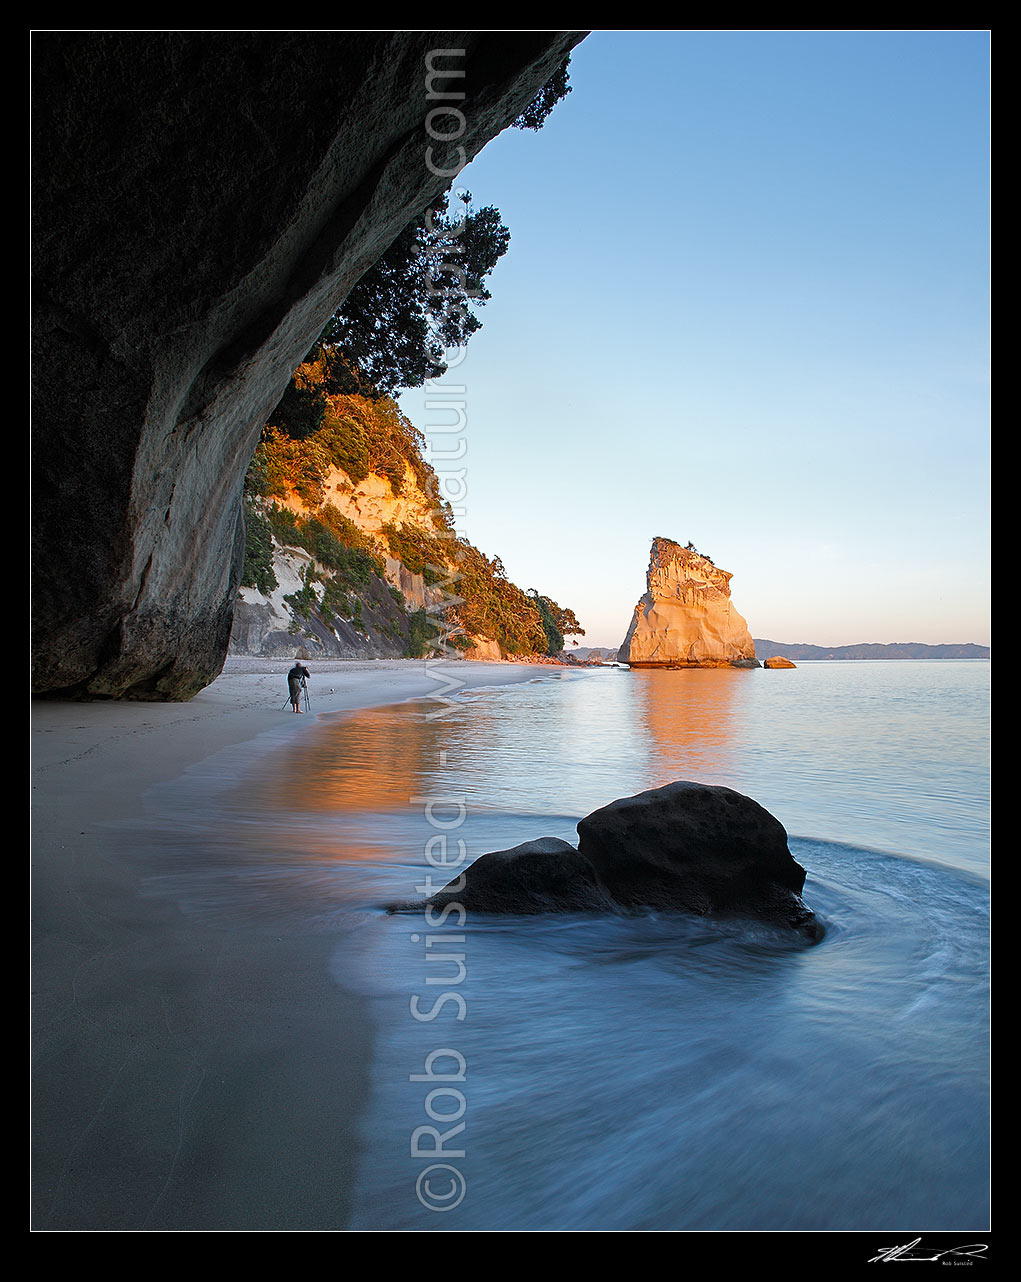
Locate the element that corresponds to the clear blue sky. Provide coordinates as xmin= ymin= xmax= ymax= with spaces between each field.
xmin=399 ymin=30 xmax=990 ymax=649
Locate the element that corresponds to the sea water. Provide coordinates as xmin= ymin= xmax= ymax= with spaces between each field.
xmin=150 ymin=660 xmax=990 ymax=1231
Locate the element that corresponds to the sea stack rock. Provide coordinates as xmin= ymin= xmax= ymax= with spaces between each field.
xmin=764 ymin=656 xmax=797 ymax=669
xmin=618 ymin=537 xmax=757 ymax=668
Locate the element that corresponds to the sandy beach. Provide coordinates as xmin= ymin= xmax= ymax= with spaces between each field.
xmin=31 ymin=657 xmax=541 ymax=1231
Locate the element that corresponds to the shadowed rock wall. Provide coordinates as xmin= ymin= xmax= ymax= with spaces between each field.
xmin=32 ymin=31 xmax=583 ymax=698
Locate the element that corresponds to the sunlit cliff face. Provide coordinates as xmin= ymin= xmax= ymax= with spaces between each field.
xmin=620 ymin=538 xmax=756 ymax=668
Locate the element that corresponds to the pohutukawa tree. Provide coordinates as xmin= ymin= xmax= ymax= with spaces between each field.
xmin=315 ymin=194 xmax=509 ymax=397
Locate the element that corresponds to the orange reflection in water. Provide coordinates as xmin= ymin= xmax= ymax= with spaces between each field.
xmin=259 ymin=702 xmax=441 ymax=815
xmin=631 ymin=668 xmax=746 ymax=788
xmin=236 ymin=668 xmax=754 ymax=866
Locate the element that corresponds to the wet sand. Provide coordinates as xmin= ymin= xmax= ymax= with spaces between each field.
xmin=31 ymin=658 xmax=540 ymax=1230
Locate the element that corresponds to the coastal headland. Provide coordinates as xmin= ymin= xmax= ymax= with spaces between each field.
xmin=31 ymin=658 xmax=545 ymax=1230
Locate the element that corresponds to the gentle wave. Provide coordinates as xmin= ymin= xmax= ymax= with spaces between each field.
xmin=136 ymin=661 xmax=988 ymax=1231
xmin=339 ymin=836 xmax=988 ymax=1231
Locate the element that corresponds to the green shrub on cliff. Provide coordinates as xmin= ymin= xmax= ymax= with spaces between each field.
xmin=283 ymin=564 xmax=319 ymax=620
xmin=253 ymin=428 xmax=332 ymax=508
xmin=240 ymin=500 xmax=278 ymax=595
xmin=257 ymin=369 xmax=433 ymax=500
xmin=266 ymin=504 xmax=384 ymax=591
xmin=405 ymin=608 xmax=437 ymax=658
xmin=380 ymin=522 xmax=452 ymax=585
xmin=318 ymin=408 xmax=370 ymax=484
xmin=446 ymin=540 xmax=548 ymax=656
xmin=319 ymin=580 xmax=352 ymax=624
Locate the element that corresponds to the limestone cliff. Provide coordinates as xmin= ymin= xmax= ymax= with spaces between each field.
xmin=618 ymin=538 xmax=757 ymax=668
xmin=32 ymin=31 xmax=584 ymax=698
xmin=230 ymin=455 xmax=455 ymax=661
xmin=230 ymin=383 xmax=577 ymax=661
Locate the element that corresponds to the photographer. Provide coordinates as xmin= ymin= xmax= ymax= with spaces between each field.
xmin=287 ymin=662 xmax=310 ymax=713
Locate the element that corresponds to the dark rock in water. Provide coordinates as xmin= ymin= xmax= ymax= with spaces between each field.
xmin=577 ymin=781 xmax=821 ymax=937
xmin=416 ymin=837 xmax=617 ymax=916
xmin=393 ymin=783 xmax=822 ymax=939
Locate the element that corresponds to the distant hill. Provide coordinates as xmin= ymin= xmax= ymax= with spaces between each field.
xmin=753 ymin=640 xmax=989 ymax=661
xmin=567 ymin=647 xmax=621 ymax=662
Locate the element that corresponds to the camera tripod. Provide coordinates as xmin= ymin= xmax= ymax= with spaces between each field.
xmin=283 ymin=676 xmax=311 ymax=712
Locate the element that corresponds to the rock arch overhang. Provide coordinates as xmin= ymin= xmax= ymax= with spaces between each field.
xmin=32 ymin=31 xmax=584 ymax=699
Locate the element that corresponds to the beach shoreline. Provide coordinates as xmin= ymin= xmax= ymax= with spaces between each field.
xmin=31 ymin=658 xmax=547 ymax=1231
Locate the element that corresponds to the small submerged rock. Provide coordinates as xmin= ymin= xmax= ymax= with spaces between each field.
xmin=394 ymin=781 xmax=822 ymax=940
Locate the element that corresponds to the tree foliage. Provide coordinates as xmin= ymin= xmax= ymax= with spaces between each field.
xmin=240 ymin=499 xmax=278 ymax=595
xmin=513 ymin=55 xmax=571 ymax=130
xmin=528 ymin=589 xmax=586 ymax=655
xmin=446 ymin=540 xmax=547 ymax=656
xmin=255 ymin=369 xmax=448 ymax=507
xmin=316 ymin=196 xmax=510 ymax=396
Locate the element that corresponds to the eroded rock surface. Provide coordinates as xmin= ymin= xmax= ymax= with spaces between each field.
xmin=618 ymin=538 xmax=757 ymax=668
xmin=32 ymin=31 xmax=583 ymax=698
